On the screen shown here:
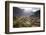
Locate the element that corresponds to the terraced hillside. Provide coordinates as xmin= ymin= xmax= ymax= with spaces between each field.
xmin=13 ymin=16 xmax=40 ymax=28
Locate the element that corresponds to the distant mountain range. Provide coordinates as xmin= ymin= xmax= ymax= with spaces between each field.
xmin=13 ymin=7 xmax=40 ymax=17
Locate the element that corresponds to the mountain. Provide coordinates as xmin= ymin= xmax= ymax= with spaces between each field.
xmin=34 ymin=10 xmax=40 ymax=17
xmin=13 ymin=7 xmax=40 ymax=17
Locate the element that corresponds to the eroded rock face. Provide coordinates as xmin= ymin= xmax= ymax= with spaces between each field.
xmin=13 ymin=16 xmax=40 ymax=28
